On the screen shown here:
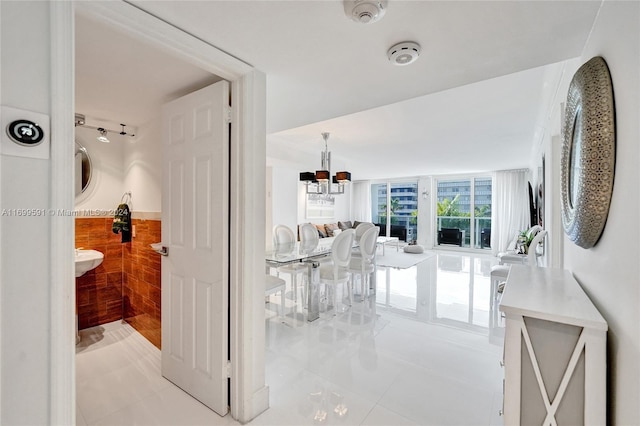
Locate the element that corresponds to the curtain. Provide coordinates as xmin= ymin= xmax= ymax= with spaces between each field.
xmin=492 ymin=170 xmax=529 ymax=255
xmin=351 ymin=181 xmax=371 ymax=222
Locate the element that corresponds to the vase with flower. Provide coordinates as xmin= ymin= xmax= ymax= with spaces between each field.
xmin=517 ymin=230 xmax=535 ymax=254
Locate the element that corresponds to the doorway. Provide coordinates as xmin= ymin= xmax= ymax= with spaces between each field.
xmin=74 ymin=6 xmax=223 ymax=349
xmin=74 ymin=6 xmax=230 ymax=416
xmin=53 ymin=1 xmax=268 ymax=423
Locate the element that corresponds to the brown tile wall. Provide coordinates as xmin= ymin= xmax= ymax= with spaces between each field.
xmin=75 ymin=217 xmax=162 ymax=349
xmin=123 ymin=219 xmax=162 ymax=348
xmin=75 ymin=218 xmax=124 ymax=329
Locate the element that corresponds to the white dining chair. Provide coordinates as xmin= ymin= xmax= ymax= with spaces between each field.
xmin=319 ymin=229 xmax=355 ymax=315
xmin=348 ymin=225 xmax=379 ymax=301
xmin=299 ymin=223 xmax=320 ymax=245
xmin=354 ymin=222 xmax=375 ymax=243
xmin=299 ymin=222 xmax=329 ymax=269
xmin=272 ymin=224 xmax=307 ymax=303
xmin=265 ymin=274 xmax=286 ymax=318
xmin=352 ymin=222 xmax=375 ymax=259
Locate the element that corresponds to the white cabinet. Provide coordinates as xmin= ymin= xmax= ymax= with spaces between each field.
xmin=499 ymin=265 xmax=607 ymax=425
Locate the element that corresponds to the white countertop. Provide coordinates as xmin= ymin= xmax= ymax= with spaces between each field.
xmin=499 ymin=265 xmax=608 ymax=331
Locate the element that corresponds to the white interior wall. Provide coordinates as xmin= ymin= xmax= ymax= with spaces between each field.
xmin=74 ymin=126 xmax=125 ymax=210
xmin=268 ymin=162 xmax=352 ymax=240
xmin=122 ymin=117 xmax=162 ymax=213
xmin=265 ymin=166 xmax=273 ymax=248
xmin=531 ymin=57 xmax=582 ymax=269
xmin=554 ymin=1 xmax=639 ymax=423
xmin=0 ymin=2 xmax=53 ymax=423
xmin=270 ymin=166 xmax=298 ymax=241
xmin=298 ymin=184 xmax=351 ymax=225
xmin=74 ymin=116 xmax=162 ymax=214
xmin=417 ymin=176 xmax=432 ymax=248
xmin=1 ymin=2 xmax=265 ymax=423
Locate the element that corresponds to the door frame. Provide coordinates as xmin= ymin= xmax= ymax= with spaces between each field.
xmin=50 ymin=2 xmax=267 ymax=424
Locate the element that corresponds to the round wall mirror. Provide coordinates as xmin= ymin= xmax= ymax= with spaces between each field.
xmin=75 ymin=141 xmax=92 ymax=197
xmin=560 ymin=56 xmax=615 ymax=249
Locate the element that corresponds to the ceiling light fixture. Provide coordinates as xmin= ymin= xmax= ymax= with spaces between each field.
xmin=343 ymin=0 xmax=388 ymax=24
xmin=387 ymin=41 xmax=421 ymax=66
xmin=299 ymin=132 xmax=351 ymax=195
xmin=74 ymin=113 xmax=136 ymax=143
xmin=96 ymin=128 xmax=110 ymax=143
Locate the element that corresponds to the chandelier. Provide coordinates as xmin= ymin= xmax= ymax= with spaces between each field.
xmin=299 ymin=132 xmax=351 ymax=195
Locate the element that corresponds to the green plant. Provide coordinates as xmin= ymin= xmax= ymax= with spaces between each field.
xmin=380 ymin=197 xmax=401 ymax=224
xmin=410 ymin=210 xmax=418 ymax=226
xmin=437 ymin=194 xmax=461 ymax=216
xmin=518 ymin=230 xmax=535 ymax=254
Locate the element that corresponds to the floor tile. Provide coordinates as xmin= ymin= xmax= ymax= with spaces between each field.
xmin=77 ymin=357 xmax=172 ymax=424
xmin=76 ymin=251 xmax=504 ymax=426
xmin=360 ymin=405 xmax=419 ymax=426
xmin=378 ymin=365 xmax=495 ymax=425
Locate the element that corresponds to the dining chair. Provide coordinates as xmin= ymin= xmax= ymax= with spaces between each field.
xmin=299 ymin=223 xmax=320 ymax=245
xmin=319 ymin=228 xmax=355 ymax=315
xmin=351 ymin=222 xmax=375 ymax=259
xmin=272 ymin=224 xmax=307 ymax=303
xmin=299 ymin=222 xmax=329 ymax=269
xmin=265 ymin=274 xmax=286 ymax=318
xmin=354 ymin=222 xmax=375 ymax=243
xmin=348 ymin=225 xmax=379 ymax=301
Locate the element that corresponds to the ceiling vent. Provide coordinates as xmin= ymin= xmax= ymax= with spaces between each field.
xmin=344 ymin=0 xmax=388 ymax=24
xmin=387 ymin=41 xmax=421 ymax=66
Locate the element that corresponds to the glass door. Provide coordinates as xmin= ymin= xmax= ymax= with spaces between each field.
xmin=436 ymin=176 xmax=491 ymax=249
xmin=371 ymin=181 xmax=418 ymax=242
xmin=473 ymin=177 xmax=492 ymax=249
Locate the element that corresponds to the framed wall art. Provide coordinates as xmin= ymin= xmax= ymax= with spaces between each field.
xmin=306 ymin=193 xmax=335 ymax=219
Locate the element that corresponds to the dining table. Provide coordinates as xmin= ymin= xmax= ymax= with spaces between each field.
xmin=265 ymin=237 xmax=337 ymax=321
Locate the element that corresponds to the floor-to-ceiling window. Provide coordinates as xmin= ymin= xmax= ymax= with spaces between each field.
xmin=473 ymin=177 xmax=492 ymax=249
xmin=436 ymin=176 xmax=492 ymax=249
xmin=371 ymin=180 xmax=418 ymax=242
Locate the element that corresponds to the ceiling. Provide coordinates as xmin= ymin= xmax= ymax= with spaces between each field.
xmin=76 ymin=1 xmax=601 ymax=180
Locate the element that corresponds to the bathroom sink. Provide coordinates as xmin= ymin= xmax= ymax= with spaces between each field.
xmin=75 ymin=249 xmax=104 ymax=277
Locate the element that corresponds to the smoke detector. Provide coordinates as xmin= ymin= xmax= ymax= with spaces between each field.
xmin=344 ymin=0 xmax=388 ymax=24
xmin=387 ymin=41 xmax=421 ymax=66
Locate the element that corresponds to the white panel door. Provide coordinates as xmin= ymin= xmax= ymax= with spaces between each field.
xmin=161 ymin=80 xmax=230 ymax=415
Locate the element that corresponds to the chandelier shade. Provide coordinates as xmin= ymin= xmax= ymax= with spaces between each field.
xmin=335 ymin=171 xmax=351 ymax=183
xmin=299 ymin=172 xmax=316 ymax=182
xmin=315 ymin=170 xmax=330 ymax=182
xmin=299 ymin=133 xmax=351 ymax=195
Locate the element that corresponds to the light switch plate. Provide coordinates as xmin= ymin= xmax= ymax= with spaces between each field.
xmin=1 ymin=105 xmax=50 ymax=159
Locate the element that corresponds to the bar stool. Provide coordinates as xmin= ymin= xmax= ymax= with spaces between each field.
xmin=490 ymin=265 xmax=510 ymax=310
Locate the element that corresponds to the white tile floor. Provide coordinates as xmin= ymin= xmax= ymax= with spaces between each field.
xmin=76 ymin=251 xmax=504 ymax=426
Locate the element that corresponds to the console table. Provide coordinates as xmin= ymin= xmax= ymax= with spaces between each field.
xmin=499 ymin=265 xmax=607 ymax=425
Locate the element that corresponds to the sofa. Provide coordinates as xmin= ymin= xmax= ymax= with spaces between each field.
xmin=299 ymin=220 xmax=412 ymax=242
xmin=298 ymin=220 xmax=358 ymax=239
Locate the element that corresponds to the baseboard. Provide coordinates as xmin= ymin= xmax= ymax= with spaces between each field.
xmin=237 ymin=385 xmax=269 ymax=424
